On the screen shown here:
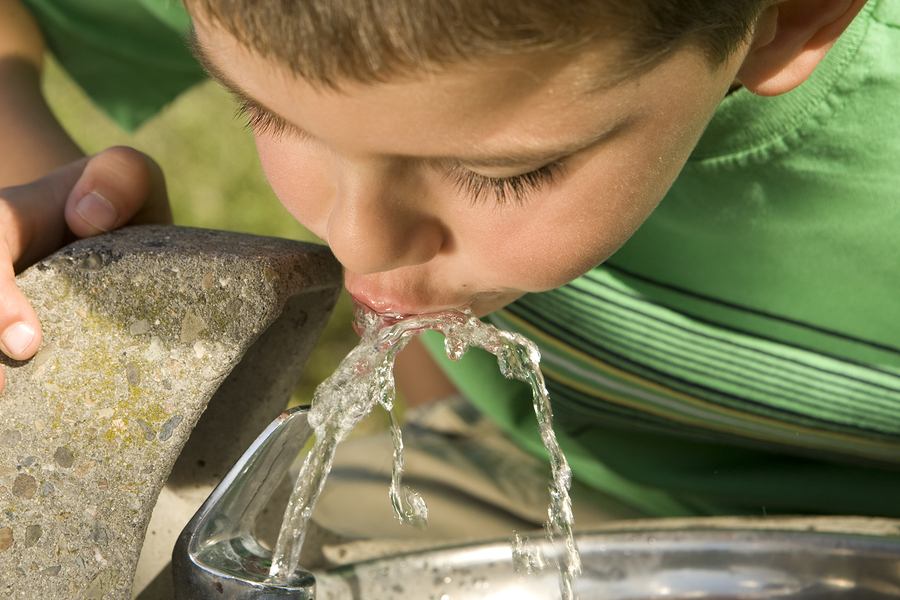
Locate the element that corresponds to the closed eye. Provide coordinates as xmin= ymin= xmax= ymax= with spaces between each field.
xmin=445 ymin=161 xmax=564 ymax=206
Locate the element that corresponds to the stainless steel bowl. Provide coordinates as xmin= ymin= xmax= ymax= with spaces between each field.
xmin=174 ymin=405 xmax=900 ymax=599
xmin=314 ymin=527 xmax=900 ymax=599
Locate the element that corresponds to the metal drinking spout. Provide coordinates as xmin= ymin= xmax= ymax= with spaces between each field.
xmin=173 ymin=405 xmax=316 ymax=599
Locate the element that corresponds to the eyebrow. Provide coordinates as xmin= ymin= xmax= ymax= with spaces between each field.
xmin=188 ymin=29 xmax=309 ymax=134
xmin=188 ymin=29 xmax=256 ymax=104
xmin=450 ymin=118 xmax=630 ymax=170
xmin=450 ymin=141 xmax=591 ymax=170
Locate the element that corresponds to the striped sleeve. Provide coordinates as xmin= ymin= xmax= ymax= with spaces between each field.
xmin=492 ymin=266 xmax=900 ymax=469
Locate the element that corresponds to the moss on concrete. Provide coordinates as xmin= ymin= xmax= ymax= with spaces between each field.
xmin=0 ymin=226 xmax=341 ymax=599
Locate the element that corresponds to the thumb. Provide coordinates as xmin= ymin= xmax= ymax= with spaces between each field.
xmin=0 ymin=239 xmax=42 ymax=393
xmin=65 ymin=146 xmax=172 ymax=237
xmin=0 ymin=226 xmax=42 ymax=394
xmin=0 ymin=235 xmax=42 ymax=363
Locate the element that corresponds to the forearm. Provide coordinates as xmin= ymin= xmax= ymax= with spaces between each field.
xmin=0 ymin=0 xmax=83 ymax=186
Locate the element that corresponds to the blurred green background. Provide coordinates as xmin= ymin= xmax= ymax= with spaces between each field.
xmin=41 ymin=56 xmax=361 ymax=410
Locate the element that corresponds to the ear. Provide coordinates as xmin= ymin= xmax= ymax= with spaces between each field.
xmin=735 ymin=0 xmax=868 ymax=96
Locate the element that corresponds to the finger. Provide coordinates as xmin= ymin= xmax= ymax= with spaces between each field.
xmin=0 ymin=237 xmax=43 ymax=395
xmin=65 ymin=146 xmax=172 ymax=237
xmin=0 ymin=236 xmax=42 ymax=363
xmin=3 ymin=156 xmax=91 ymax=271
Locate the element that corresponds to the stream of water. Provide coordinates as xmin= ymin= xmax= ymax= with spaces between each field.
xmin=267 ymin=304 xmax=582 ymax=599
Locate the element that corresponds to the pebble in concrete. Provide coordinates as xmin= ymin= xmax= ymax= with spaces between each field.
xmin=0 ymin=226 xmax=342 ymax=599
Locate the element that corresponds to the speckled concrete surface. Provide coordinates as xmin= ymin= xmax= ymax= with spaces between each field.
xmin=0 ymin=226 xmax=341 ymax=599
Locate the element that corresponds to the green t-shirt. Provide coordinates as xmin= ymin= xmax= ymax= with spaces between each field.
xmin=425 ymin=0 xmax=900 ymax=518
xmin=22 ymin=0 xmax=206 ymax=130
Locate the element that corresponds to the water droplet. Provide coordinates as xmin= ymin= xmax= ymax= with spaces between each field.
xmin=354 ymin=358 xmax=371 ymax=376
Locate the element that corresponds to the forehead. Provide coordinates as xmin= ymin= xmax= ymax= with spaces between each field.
xmin=183 ymin=0 xmax=643 ymax=86
xmin=190 ymin=13 xmax=711 ymax=161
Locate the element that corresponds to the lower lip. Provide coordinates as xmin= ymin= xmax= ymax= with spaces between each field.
xmin=350 ymin=296 xmax=475 ymax=335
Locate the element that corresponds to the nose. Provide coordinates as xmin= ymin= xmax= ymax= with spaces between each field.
xmin=325 ymin=162 xmax=446 ymax=275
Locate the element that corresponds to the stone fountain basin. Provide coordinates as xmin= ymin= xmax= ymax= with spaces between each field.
xmin=312 ymin=526 xmax=900 ymax=599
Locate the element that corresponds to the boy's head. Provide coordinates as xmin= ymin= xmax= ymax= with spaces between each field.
xmin=184 ymin=0 xmax=766 ymax=88
xmin=185 ymin=0 xmax=866 ymax=316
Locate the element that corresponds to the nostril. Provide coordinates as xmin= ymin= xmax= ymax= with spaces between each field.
xmin=409 ymin=219 xmax=446 ymax=263
xmin=327 ymin=211 xmax=445 ymax=275
xmin=326 ymin=163 xmax=446 ymax=274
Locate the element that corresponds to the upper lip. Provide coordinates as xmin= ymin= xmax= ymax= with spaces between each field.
xmin=348 ymin=289 xmax=468 ymax=316
xmin=345 ymin=272 xmax=472 ymax=316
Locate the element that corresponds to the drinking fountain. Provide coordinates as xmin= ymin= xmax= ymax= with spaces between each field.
xmin=0 ymin=225 xmax=342 ymax=599
xmin=173 ymin=401 xmax=900 ymax=599
xmin=172 ymin=405 xmax=316 ymax=599
xmin=4 ymin=224 xmax=900 ymax=599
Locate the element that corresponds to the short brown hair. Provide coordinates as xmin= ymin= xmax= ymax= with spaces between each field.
xmin=185 ymin=0 xmax=766 ymax=88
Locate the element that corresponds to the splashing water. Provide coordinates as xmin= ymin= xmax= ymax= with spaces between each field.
xmin=268 ymin=303 xmax=582 ymax=599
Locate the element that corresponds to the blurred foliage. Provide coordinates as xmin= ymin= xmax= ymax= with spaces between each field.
xmin=41 ymin=57 xmax=360 ymax=408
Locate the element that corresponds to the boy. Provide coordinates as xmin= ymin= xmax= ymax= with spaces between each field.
xmin=2 ymin=0 xmax=899 ymax=523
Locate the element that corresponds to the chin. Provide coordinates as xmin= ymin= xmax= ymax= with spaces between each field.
xmin=469 ymin=291 xmax=525 ymax=317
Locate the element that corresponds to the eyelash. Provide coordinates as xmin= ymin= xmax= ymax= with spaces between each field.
xmin=235 ymin=99 xmax=295 ymax=138
xmin=446 ymin=162 xmax=564 ymax=206
xmin=237 ymin=98 xmax=563 ymax=206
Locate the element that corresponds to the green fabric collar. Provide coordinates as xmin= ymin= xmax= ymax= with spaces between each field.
xmin=690 ymin=0 xmax=873 ymax=161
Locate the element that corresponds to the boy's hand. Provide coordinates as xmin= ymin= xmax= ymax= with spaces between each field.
xmin=0 ymin=146 xmax=171 ymax=393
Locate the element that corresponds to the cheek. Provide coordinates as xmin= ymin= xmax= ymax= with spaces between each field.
xmin=255 ymin=135 xmax=332 ymax=237
xmin=480 ymin=156 xmax=671 ymax=293
xmin=462 ymin=203 xmax=620 ymax=296
xmin=540 ymin=121 xmax=707 ymax=282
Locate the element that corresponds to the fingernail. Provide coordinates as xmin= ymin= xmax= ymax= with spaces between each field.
xmin=2 ymin=322 xmax=35 ymax=358
xmin=74 ymin=192 xmax=117 ymax=232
